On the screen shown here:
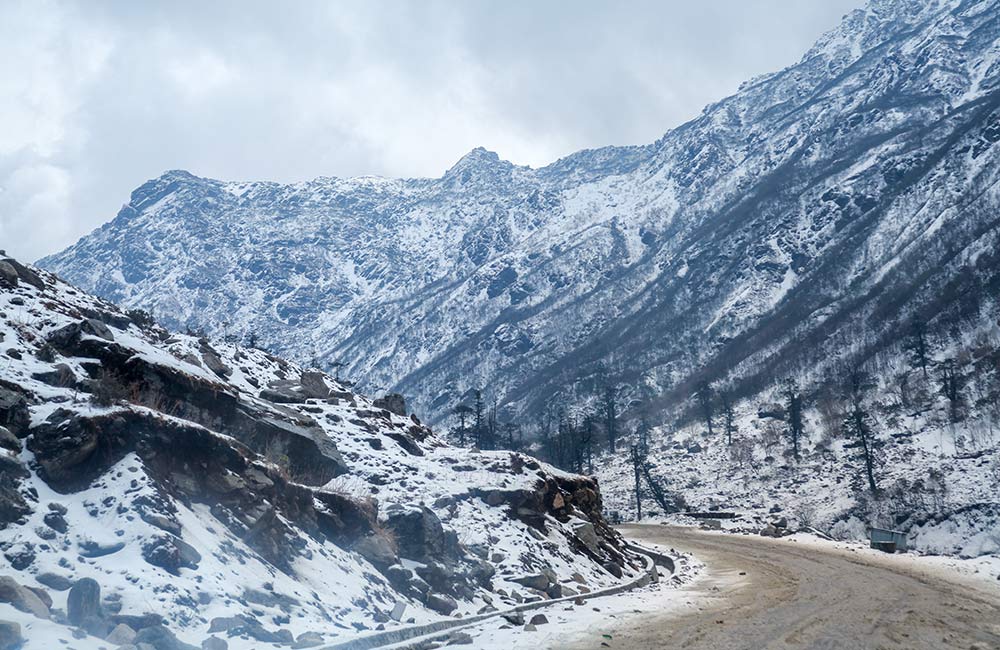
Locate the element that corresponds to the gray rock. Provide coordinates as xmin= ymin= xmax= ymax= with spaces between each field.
xmin=141 ymin=534 xmax=201 ymax=575
xmin=198 ymin=345 xmax=231 ymax=378
xmin=43 ymin=511 xmax=68 ymax=533
xmin=0 ymin=427 xmax=18 ymax=452
xmin=79 ymin=540 xmax=125 ymax=558
xmin=298 ymin=372 xmax=332 ymax=399
xmin=373 ymin=393 xmax=406 ymax=416
xmin=389 ymin=601 xmax=407 ymax=622
xmin=570 ymin=520 xmax=600 ymax=554
xmin=602 ymin=561 xmax=623 ymax=578
xmin=352 ymin=534 xmax=398 ymax=568
xmin=523 ymin=623 xmax=537 ymax=632
xmin=67 ymin=577 xmax=102 ymax=625
xmin=83 ymin=318 xmax=115 ymax=341
xmin=511 ymin=573 xmax=550 ymax=591
xmin=0 ymin=262 xmax=18 ymax=288
xmin=384 ymin=505 xmax=449 ymax=561
xmin=501 ymin=612 xmax=524 ymax=625
xmin=424 ymin=592 xmax=457 ymax=615
xmin=106 ymin=623 xmax=138 ymax=645
xmin=36 ymin=573 xmax=73 ymax=591
xmin=110 ymin=613 xmax=164 ymax=631
xmin=140 ymin=513 xmax=182 ymax=537
xmin=242 ymin=588 xmax=299 ymax=612
xmin=291 ymin=631 xmax=324 ymax=648
xmin=134 ymin=624 xmax=199 ymax=650
xmin=528 ymin=614 xmax=549 ymax=626
xmin=0 ymin=620 xmax=22 ymax=650
xmin=201 ymin=637 xmax=228 ymax=650
xmin=446 ymin=631 xmax=473 ymax=645
xmin=0 ymin=388 xmax=29 ymax=436
xmin=207 ymin=617 xmax=245 ymax=633
xmin=25 ymin=586 xmax=52 ymax=609
xmin=0 ymin=575 xmax=50 ymax=619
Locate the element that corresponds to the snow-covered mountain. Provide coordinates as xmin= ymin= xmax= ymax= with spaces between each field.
xmin=41 ymin=0 xmax=1000 ymax=429
xmin=0 ymin=255 xmax=643 ymax=649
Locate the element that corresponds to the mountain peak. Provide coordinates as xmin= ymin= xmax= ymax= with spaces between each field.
xmin=443 ymin=147 xmax=511 ymax=181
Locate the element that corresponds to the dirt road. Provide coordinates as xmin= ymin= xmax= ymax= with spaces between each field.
xmin=572 ymin=525 xmax=1000 ymax=650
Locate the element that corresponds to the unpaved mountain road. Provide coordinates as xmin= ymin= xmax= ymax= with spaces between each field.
xmin=571 ymin=525 xmax=1000 ymax=650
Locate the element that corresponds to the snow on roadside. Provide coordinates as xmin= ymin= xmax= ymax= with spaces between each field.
xmin=388 ymin=546 xmax=705 ymax=650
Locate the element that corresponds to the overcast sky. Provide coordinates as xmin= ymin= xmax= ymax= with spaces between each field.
xmin=1 ymin=0 xmax=862 ymax=262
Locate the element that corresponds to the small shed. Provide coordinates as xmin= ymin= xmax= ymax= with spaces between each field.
xmin=870 ymin=527 xmax=908 ymax=553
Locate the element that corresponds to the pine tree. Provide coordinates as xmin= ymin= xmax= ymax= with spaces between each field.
xmin=452 ymin=404 xmax=473 ymax=446
xmin=784 ymin=379 xmax=804 ymax=461
xmin=842 ymin=366 xmax=883 ymax=495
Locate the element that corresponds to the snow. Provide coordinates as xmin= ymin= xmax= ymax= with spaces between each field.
xmin=0 ymin=261 xmax=645 ymax=648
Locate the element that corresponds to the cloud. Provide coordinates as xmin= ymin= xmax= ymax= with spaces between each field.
xmin=0 ymin=0 xmax=861 ymax=261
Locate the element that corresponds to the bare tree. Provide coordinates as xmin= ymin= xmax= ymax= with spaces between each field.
xmin=696 ymin=381 xmax=714 ymax=437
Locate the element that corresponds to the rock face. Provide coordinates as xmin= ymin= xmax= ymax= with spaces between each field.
xmin=0 ymin=257 xmax=639 ymax=647
xmin=38 ymin=0 xmax=1000 ymax=428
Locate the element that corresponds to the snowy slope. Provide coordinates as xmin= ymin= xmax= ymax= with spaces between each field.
xmin=0 ymin=256 xmax=643 ymax=649
xmin=39 ymin=0 xmax=1000 ymax=430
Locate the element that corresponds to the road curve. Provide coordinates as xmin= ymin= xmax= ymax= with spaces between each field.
xmin=572 ymin=524 xmax=1000 ymax=650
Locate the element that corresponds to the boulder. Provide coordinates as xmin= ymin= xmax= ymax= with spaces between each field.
xmin=529 ymin=614 xmax=549 ymax=626
xmin=198 ymin=344 xmax=231 ymax=379
xmin=201 ymin=637 xmax=228 ymax=650
xmin=352 ymin=534 xmax=397 ymax=568
xmin=389 ymin=601 xmax=407 ymax=622
xmin=602 ymin=561 xmax=623 ymax=578
xmin=36 ymin=573 xmax=73 ymax=591
xmin=140 ymin=513 xmax=183 ymax=537
xmin=384 ymin=505 xmax=449 ymax=561
xmin=373 ymin=393 xmax=406 ymax=416
xmin=111 ymin=613 xmax=165 ymax=631
xmin=107 ymin=623 xmax=138 ymax=645
xmin=25 ymin=586 xmax=52 ymax=609
xmin=134 ymin=625 xmax=199 ymax=650
xmin=0 ymin=388 xmax=29 ymax=437
xmin=0 ymin=621 xmax=22 ymax=650
xmin=0 ymin=576 xmax=50 ymax=619
xmin=759 ymin=524 xmax=780 ymax=538
xmin=0 ymin=427 xmax=18 ymax=453
xmin=510 ymin=573 xmax=549 ymax=591
xmin=79 ymin=540 xmax=125 ymax=558
xmin=298 ymin=372 xmax=332 ymax=399
xmin=424 ymin=592 xmax=457 ymax=615
xmin=292 ymin=631 xmax=324 ymax=648
xmin=42 ymin=511 xmax=68 ymax=534
xmin=0 ymin=262 xmax=18 ymax=288
xmin=1 ymin=258 xmax=44 ymax=290
xmin=0 ymin=454 xmax=30 ymax=526
xmin=67 ymin=577 xmax=102 ymax=626
xmin=501 ymin=612 xmax=524 ymax=626
xmin=141 ymin=534 xmax=202 ymax=575
xmin=570 ymin=519 xmax=600 ymax=554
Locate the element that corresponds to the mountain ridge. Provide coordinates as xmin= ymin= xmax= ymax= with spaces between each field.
xmin=39 ymin=0 xmax=1000 ymax=430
